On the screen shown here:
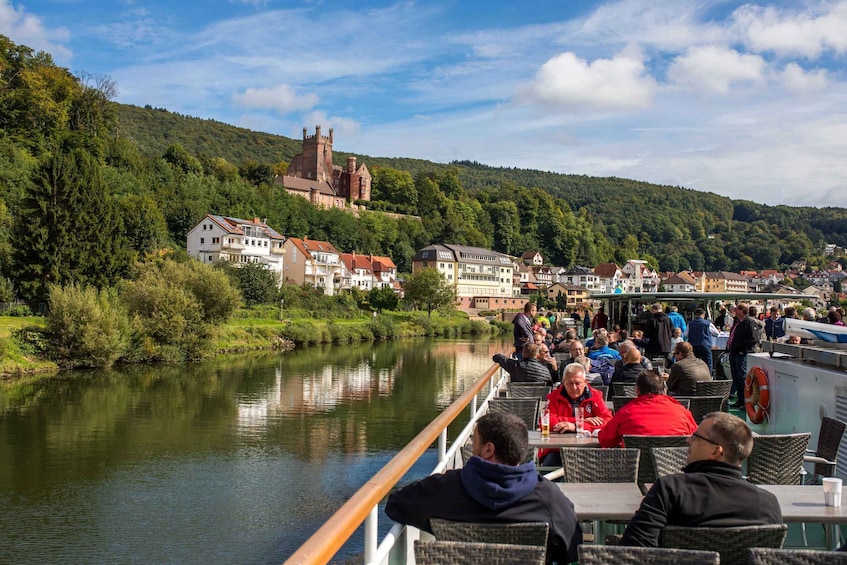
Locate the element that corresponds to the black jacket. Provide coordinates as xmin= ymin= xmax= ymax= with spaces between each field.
xmin=493 ymin=354 xmax=553 ymax=385
xmin=645 ymin=312 xmax=673 ymax=355
xmin=621 ymin=459 xmax=783 ymax=547
xmin=728 ymin=316 xmax=756 ymax=355
xmin=386 ymin=457 xmax=582 ymax=564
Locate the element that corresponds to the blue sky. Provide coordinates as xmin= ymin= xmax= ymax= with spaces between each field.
xmin=3 ymin=0 xmax=847 ymax=207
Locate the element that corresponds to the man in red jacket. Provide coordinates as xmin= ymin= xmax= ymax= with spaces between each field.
xmin=598 ymin=370 xmax=696 ymax=448
xmin=539 ymin=363 xmax=613 ymax=465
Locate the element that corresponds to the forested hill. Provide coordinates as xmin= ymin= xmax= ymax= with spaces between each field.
xmin=115 ymin=103 xmax=847 ymax=272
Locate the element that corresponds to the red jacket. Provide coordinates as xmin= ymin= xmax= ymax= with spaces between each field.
xmin=598 ymin=394 xmax=696 ymax=448
xmin=538 ymin=385 xmax=612 ymax=461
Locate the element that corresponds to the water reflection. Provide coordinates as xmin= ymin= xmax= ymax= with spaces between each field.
xmin=0 ymin=336 xmax=509 ymax=563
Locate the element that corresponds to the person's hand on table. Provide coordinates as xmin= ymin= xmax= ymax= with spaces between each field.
xmin=585 ymin=416 xmax=604 ymax=426
xmin=553 ymin=421 xmax=574 ymax=433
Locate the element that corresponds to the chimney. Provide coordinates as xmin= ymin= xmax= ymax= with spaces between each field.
xmin=347 ymin=156 xmax=356 ymax=173
xmin=253 ymin=217 xmax=260 ymax=223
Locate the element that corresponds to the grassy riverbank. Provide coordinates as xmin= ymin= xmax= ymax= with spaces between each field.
xmin=0 ymin=311 xmax=509 ymax=378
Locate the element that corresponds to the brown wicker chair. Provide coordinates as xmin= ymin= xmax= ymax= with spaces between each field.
xmin=694 ymin=379 xmax=733 ymax=403
xmin=488 ymin=398 xmax=540 ymax=430
xmin=507 ymin=383 xmax=551 ymax=400
xmin=659 ymin=523 xmax=787 ymax=563
xmin=804 ymin=416 xmax=847 ymax=483
xmin=623 ymin=435 xmax=690 ymax=491
xmin=651 ymin=446 xmax=689 ymax=479
xmin=579 ymin=544 xmax=719 ymax=565
xmin=414 ymin=540 xmax=545 ymax=565
xmin=429 ymin=519 xmax=549 ymax=552
xmin=560 ymin=447 xmax=639 ymax=483
xmin=748 ymin=547 xmax=847 ymax=565
xmin=747 ymin=433 xmax=811 ymax=485
xmin=673 ymin=395 xmax=725 ymax=423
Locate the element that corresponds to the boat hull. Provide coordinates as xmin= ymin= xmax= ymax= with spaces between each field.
xmin=785 ymin=318 xmax=847 ymax=344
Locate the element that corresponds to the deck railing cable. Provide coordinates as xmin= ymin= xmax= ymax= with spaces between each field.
xmin=284 ymin=362 xmax=506 ymax=565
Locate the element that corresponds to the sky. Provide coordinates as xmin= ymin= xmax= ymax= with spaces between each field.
xmin=2 ymin=0 xmax=847 ymax=207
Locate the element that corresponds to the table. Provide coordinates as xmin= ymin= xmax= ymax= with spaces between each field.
xmin=558 ymin=483 xmax=644 ymax=521
xmin=527 ymin=430 xmax=600 ymax=448
xmin=760 ymin=485 xmax=847 ymax=549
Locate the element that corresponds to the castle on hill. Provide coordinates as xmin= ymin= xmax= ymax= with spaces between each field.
xmin=275 ymin=125 xmax=371 ymax=209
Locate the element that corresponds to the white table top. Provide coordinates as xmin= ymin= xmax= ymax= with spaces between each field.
xmin=760 ymin=484 xmax=847 ymax=523
xmin=558 ymin=483 xmax=644 ymax=521
xmin=527 ymin=430 xmax=600 ymax=448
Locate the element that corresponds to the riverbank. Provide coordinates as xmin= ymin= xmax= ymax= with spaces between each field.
xmin=0 ymin=311 xmax=510 ymax=379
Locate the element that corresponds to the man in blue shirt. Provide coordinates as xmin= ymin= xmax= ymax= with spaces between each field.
xmin=668 ymin=306 xmax=687 ymax=336
xmin=687 ymin=308 xmax=719 ymax=375
xmin=764 ymin=307 xmax=786 ymax=341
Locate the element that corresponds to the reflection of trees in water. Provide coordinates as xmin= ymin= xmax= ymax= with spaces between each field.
xmin=0 ymin=336 xmax=510 ymax=483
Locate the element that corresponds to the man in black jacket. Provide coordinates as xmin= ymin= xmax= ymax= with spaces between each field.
xmin=621 ymin=412 xmax=782 ymax=547
xmin=385 ymin=412 xmax=583 ymax=564
xmin=727 ymin=302 xmax=756 ymax=407
xmin=492 ymin=343 xmax=553 ymax=385
xmin=643 ymin=303 xmax=673 ymax=360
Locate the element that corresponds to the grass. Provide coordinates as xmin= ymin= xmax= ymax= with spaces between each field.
xmin=0 ymin=316 xmax=45 ymax=339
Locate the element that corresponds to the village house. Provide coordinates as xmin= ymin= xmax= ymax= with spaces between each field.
xmin=703 ymin=271 xmax=749 ymax=293
xmin=186 ymin=215 xmax=285 ymax=281
xmin=662 ymin=273 xmax=696 ymax=293
xmin=547 ymin=282 xmax=589 ymax=310
xmin=560 ymin=266 xmax=601 ymax=291
xmin=282 ymin=237 xmax=344 ymax=296
xmin=593 ymin=263 xmax=627 ymax=293
xmin=622 ymin=260 xmax=660 ymax=293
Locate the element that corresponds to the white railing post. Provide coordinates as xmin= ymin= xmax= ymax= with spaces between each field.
xmin=438 ymin=429 xmax=447 ymax=464
xmin=470 ymin=394 xmax=478 ymax=418
xmin=364 ymin=505 xmax=378 ymax=564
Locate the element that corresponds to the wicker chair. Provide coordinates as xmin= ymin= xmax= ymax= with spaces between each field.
xmin=429 ymin=519 xmax=549 ymax=551
xmin=592 ymin=384 xmax=609 ymax=401
xmin=613 ymin=383 xmax=637 ymax=398
xmin=560 ymin=447 xmax=640 ymax=483
xmin=673 ymin=396 xmax=725 ymax=423
xmin=623 ymin=435 xmax=690 ymax=491
xmin=659 ymin=523 xmax=788 ymax=563
xmin=579 ymin=545 xmax=719 ymax=565
xmin=613 ymin=396 xmax=636 ymax=412
xmin=507 ymin=383 xmax=550 ymax=400
xmin=651 ymin=447 xmax=689 ymax=479
xmin=675 ymin=398 xmax=690 ymax=410
xmin=694 ymin=379 xmax=733 ymax=401
xmin=414 ymin=540 xmax=545 ymax=565
xmin=488 ymin=398 xmax=540 ymax=430
xmin=748 ymin=547 xmax=847 ymax=565
xmin=804 ymin=416 xmax=847 ymax=483
xmin=747 ymin=433 xmax=811 ymax=485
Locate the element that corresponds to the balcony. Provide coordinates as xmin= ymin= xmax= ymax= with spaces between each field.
xmin=222 ymin=240 xmax=245 ymax=250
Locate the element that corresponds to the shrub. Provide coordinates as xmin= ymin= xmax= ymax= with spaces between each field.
xmin=7 ymin=304 xmax=32 ymax=316
xmin=47 ymin=284 xmax=130 ymax=367
xmin=368 ymin=315 xmax=397 ymax=340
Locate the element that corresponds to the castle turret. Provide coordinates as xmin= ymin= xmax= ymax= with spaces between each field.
xmin=347 ymin=156 xmax=356 ymax=174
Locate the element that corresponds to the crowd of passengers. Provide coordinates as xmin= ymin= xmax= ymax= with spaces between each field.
xmin=384 ymin=300 xmax=847 ymax=563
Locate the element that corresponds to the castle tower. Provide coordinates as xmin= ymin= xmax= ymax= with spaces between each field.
xmin=297 ymin=125 xmax=334 ymax=183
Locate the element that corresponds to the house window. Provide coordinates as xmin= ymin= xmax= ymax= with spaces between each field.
xmin=212 ymin=237 xmax=220 ymax=244
xmin=200 ymin=238 xmax=204 ymax=244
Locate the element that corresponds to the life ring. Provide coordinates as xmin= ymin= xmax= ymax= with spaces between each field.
xmin=745 ymin=366 xmax=771 ymax=424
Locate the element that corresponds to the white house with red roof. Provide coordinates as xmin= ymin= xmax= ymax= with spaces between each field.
xmin=282 ymin=237 xmax=343 ymax=295
xmin=186 ymin=215 xmax=285 ymax=280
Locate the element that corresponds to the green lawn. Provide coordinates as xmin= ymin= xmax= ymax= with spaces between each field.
xmin=0 ymin=316 xmax=45 ymax=338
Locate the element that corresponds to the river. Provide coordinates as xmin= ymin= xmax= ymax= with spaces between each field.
xmin=0 ymin=336 xmax=510 ymax=564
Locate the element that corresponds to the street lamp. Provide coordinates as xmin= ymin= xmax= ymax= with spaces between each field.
xmin=280 ymin=298 xmax=285 ymax=320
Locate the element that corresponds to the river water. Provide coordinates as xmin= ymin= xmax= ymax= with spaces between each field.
xmin=0 ymin=336 xmax=509 ymax=564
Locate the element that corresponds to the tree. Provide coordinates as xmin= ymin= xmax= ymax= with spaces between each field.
xmin=223 ymin=262 xmax=279 ymax=306
xmin=368 ymin=285 xmax=399 ymax=313
xmin=403 ymin=267 xmax=456 ymax=318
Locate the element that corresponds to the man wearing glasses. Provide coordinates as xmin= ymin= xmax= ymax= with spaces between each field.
xmin=621 ymin=412 xmax=782 ymax=547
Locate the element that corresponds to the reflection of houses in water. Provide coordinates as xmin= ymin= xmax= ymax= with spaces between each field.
xmin=236 ymin=371 xmax=285 ymax=431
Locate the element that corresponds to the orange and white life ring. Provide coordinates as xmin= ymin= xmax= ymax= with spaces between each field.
xmin=745 ymin=366 xmax=771 ymax=424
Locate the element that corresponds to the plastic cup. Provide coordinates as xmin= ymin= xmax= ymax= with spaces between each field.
xmin=823 ymin=477 xmax=842 ymax=507
xmin=575 ymin=407 xmax=584 ymax=435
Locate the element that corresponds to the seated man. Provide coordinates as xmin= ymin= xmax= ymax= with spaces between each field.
xmin=533 ymin=331 xmax=558 ymax=382
xmin=586 ymin=334 xmax=622 ymax=361
xmin=621 ymin=412 xmax=782 ymax=547
xmin=539 ymin=363 xmax=613 ymax=465
xmin=492 ymin=343 xmax=552 ymax=385
xmin=598 ymin=370 xmax=696 ymax=448
xmin=385 ymin=412 xmax=583 ymax=564
xmin=609 ymin=340 xmax=650 ymax=397
xmin=666 ymin=341 xmax=711 ymax=396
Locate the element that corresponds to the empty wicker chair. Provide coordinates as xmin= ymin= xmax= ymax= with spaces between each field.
xmin=579 ymin=545 xmax=719 ymax=565
xmin=592 ymin=384 xmax=609 ymax=401
xmin=804 ymin=416 xmax=847 ymax=483
xmin=651 ymin=447 xmax=689 ymax=479
xmin=430 ymin=519 xmax=548 ymax=553
xmin=694 ymin=379 xmax=733 ymax=400
xmin=414 ymin=540 xmax=545 ymax=565
xmin=488 ymin=398 xmax=540 ymax=431
xmin=659 ymin=523 xmax=787 ymax=563
xmin=560 ymin=447 xmax=640 ymax=483
xmin=748 ymin=547 xmax=847 ymax=565
xmin=747 ymin=433 xmax=811 ymax=485
xmin=623 ymin=435 xmax=690 ymax=491
xmin=673 ymin=396 xmax=725 ymax=423
xmin=613 ymin=396 xmax=636 ymax=412
xmin=613 ymin=383 xmax=637 ymax=398
xmin=507 ymin=383 xmax=550 ymax=400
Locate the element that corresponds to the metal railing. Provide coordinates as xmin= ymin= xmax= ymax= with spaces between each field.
xmin=284 ymin=363 xmax=507 ymax=565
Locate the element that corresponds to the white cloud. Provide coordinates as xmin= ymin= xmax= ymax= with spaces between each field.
xmin=779 ymin=62 xmax=828 ymax=93
xmin=302 ymin=110 xmax=360 ymax=138
xmin=668 ymin=45 xmax=765 ymax=94
xmin=732 ymin=2 xmax=847 ymax=58
xmin=0 ymin=0 xmax=72 ymax=61
xmin=516 ymin=47 xmax=656 ymax=112
xmin=233 ymin=84 xmax=319 ymax=115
